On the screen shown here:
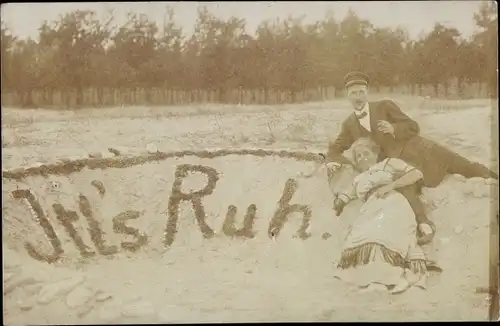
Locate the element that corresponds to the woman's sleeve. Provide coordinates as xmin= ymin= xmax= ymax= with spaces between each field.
xmin=337 ymin=178 xmax=359 ymax=203
xmin=387 ymin=158 xmax=423 ymax=177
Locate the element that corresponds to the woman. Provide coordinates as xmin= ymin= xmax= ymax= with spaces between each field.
xmin=332 ymin=138 xmax=441 ymax=294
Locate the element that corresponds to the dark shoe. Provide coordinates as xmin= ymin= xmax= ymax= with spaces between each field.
xmin=426 ymin=260 xmax=443 ymax=273
xmin=417 ymin=220 xmax=436 ymax=246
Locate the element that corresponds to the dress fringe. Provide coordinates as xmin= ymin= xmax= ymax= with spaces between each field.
xmin=337 ymin=242 xmax=427 ymax=274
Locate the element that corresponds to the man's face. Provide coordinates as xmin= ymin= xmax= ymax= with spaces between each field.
xmin=346 ymin=84 xmax=368 ymax=111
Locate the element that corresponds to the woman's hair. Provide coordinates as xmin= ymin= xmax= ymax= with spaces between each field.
xmin=351 ymin=137 xmax=380 ymax=164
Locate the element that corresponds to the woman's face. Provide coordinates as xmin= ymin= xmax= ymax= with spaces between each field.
xmin=354 ymin=147 xmax=378 ymax=171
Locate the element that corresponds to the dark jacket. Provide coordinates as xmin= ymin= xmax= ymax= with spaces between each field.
xmin=326 ymin=99 xmax=449 ymax=187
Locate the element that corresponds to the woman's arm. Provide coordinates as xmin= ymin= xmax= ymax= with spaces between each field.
xmin=334 ymin=191 xmax=359 ymax=217
xmin=333 ymin=180 xmax=359 ymax=217
xmin=338 ymin=191 xmax=358 ymax=204
xmin=373 ymin=158 xmax=423 ymax=198
xmin=385 ymin=158 xmax=423 ymax=189
xmin=390 ymin=168 xmax=423 ymax=190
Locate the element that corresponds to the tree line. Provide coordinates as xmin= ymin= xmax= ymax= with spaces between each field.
xmin=1 ymin=2 xmax=497 ymax=108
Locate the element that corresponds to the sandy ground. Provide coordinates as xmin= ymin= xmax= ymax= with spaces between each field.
xmin=2 ymin=97 xmax=499 ymax=323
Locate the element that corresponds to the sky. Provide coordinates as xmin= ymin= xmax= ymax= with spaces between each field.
xmin=0 ymin=1 xmax=488 ymax=41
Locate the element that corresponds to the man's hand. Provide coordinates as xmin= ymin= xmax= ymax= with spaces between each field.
xmin=326 ymin=162 xmax=341 ymax=171
xmin=377 ymin=120 xmax=395 ymax=136
xmin=326 ymin=162 xmax=343 ymax=177
xmin=373 ymin=184 xmax=394 ymax=199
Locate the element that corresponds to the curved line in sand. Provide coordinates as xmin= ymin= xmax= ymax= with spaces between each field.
xmin=2 ymin=148 xmax=326 ymax=180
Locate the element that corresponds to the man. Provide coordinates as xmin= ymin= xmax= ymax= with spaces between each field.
xmin=327 ymin=71 xmax=498 ymax=245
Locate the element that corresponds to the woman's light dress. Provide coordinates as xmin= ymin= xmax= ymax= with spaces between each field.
xmin=334 ymin=158 xmax=430 ymax=291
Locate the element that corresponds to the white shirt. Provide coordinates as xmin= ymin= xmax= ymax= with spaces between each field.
xmin=355 ymin=102 xmax=371 ymax=132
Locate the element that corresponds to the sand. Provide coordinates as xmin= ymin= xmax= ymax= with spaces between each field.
xmin=2 ymin=98 xmax=499 ymax=323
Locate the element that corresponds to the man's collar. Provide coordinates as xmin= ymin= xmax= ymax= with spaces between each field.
xmin=355 ymin=102 xmax=369 ymax=118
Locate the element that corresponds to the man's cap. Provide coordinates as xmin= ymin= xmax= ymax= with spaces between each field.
xmin=344 ymin=71 xmax=369 ymax=88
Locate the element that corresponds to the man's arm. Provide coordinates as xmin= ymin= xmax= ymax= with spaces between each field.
xmin=326 ymin=120 xmax=355 ymax=165
xmin=383 ymin=99 xmax=420 ymax=140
